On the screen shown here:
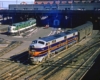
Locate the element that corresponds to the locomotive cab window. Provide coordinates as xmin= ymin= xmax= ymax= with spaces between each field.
xmin=38 ymin=41 xmax=45 ymax=45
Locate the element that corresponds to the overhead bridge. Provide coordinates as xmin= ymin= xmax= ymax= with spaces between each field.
xmin=0 ymin=3 xmax=100 ymax=30
xmin=8 ymin=3 xmax=100 ymax=11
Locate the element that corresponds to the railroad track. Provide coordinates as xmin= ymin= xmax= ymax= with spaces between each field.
xmin=0 ymin=61 xmax=29 ymax=80
xmin=5 ymin=42 xmax=78 ymax=80
xmin=22 ymin=27 xmax=38 ymax=37
xmin=16 ymin=39 xmax=82 ymax=80
xmin=0 ymin=50 xmax=29 ymax=80
xmin=66 ymin=45 xmax=100 ymax=80
xmin=25 ymin=39 xmax=100 ymax=80
xmin=0 ymin=49 xmax=44 ymax=80
xmin=26 ymin=47 xmax=86 ymax=80
xmin=0 ymin=59 xmax=14 ymax=70
xmin=0 ymin=41 xmax=23 ymax=57
xmin=0 ymin=36 xmax=99 ymax=80
xmin=14 ymin=38 xmax=100 ymax=80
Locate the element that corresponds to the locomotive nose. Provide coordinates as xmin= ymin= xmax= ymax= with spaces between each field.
xmin=29 ymin=51 xmax=40 ymax=57
xmin=33 ymin=52 xmax=40 ymax=56
xmin=29 ymin=45 xmax=40 ymax=56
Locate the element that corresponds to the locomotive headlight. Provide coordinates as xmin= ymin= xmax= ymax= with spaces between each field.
xmin=32 ymin=50 xmax=35 ymax=52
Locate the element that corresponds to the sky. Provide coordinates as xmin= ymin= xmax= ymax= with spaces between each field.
xmin=0 ymin=0 xmax=35 ymax=9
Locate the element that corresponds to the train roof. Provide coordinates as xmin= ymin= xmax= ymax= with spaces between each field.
xmin=40 ymin=30 xmax=77 ymax=42
xmin=73 ymin=21 xmax=93 ymax=30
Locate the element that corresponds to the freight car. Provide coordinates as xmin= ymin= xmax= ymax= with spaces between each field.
xmin=28 ymin=21 xmax=93 ymax=64
xmin=8 ymin=18 xmax=36 ymax=35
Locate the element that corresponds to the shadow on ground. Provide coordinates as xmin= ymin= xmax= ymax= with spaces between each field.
xmin=10 ymin=51 xmax=31 ymax=65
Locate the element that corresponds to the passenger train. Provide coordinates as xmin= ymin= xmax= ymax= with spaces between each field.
xmin=29 ymin=21 xmax=93 ymax=64
xmin=8 ymin=18 xmax=36 ymax=35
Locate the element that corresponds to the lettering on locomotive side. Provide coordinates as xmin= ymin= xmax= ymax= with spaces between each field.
xmin=49 ymin=40 xmax=68 ymax=51
xmin=50 ymin=45 xmax=58 ymax=51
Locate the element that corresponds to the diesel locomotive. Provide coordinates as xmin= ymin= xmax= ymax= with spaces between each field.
xmin=8 ymin=18 xmax=36 ymax=35
xmin=28 ymin=21 xmax=93 ymax=64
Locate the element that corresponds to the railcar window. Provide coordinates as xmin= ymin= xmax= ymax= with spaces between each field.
xmin=38 ymin=41 xmax=44 ymax=44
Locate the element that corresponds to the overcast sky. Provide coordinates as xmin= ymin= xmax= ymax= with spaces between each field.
xmin=0 ymin=0 xmax=35 ymax=8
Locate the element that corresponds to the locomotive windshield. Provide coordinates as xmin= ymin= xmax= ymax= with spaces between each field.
xmin=38 ymin=41 xmax=44 ymax=45
xmin=32 ymin=40 xmax=45 ymax=45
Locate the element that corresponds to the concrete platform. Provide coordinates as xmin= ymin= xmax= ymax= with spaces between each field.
xmin=0 ymin=25 xmax=9 ymax=29
xmin=0 ymin=41 xmax=31 ymax=58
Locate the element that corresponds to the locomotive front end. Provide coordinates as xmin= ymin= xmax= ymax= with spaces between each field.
xmin=8 ymin=26 xmax=14 ymax=34
xmin=8 ymin=25 xmax=16 ymax=35
xmin=28 ymin=40 xmax=47 ymax=64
